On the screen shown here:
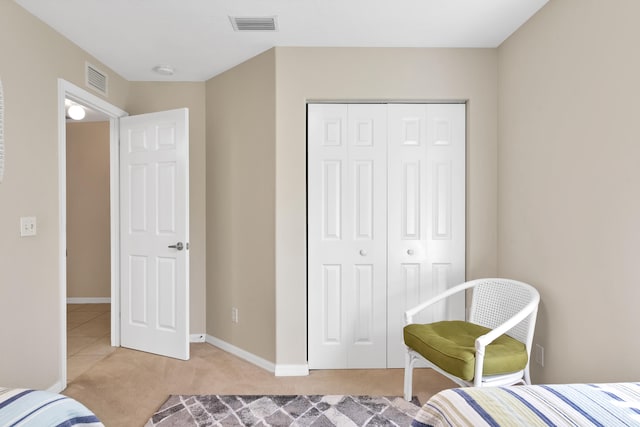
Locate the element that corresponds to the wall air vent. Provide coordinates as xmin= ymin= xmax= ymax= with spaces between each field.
xmin=230 ymin=16 xmax=278 ymax=32
xmin=85 ymin=63 xmax=108 ymax=95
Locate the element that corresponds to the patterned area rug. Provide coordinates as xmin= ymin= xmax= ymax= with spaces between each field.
xmin=145 ymin=394 xmax=421 ymax=426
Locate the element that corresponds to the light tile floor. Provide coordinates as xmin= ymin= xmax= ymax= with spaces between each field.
xmin=67 ymin=303 xmax=115 ymax=383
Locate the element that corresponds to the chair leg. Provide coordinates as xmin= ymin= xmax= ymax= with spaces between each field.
xmin=524 ymin=364 xmax=532 ymax=385
xmin=404 ymin=350 xmax=415 ymax=401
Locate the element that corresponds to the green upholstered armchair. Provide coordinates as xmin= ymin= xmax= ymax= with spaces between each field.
xmin=403 ymin=278 xmax=540 ymax=400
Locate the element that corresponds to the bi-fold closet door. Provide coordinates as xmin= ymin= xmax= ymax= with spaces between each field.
xmin=308 ymin=103 xmax=465 ymax=369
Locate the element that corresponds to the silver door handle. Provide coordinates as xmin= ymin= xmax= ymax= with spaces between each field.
xmin=407 ymin=249 xmax=414 ymax=255
xmin=359 ymin=249 xmax=367 ymax=256
xmin=168 ymin=242 xmax=184 ymax=251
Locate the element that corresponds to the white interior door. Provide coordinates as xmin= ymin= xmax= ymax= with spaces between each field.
xmin=308 ymin=103 xmax=465 ymax=369
xmin=308 ymin=104 xmax=388 ymax=369
xmin=119 ymin=108 xmax=190 ymax=360
xmin=386 ymin=104 xmax=466 ymax=368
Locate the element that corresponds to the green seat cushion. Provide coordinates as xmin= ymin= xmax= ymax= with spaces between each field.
xmin=403 ymin=320 xmax=527 ymax=382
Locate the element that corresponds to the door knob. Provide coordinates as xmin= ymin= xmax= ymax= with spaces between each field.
xmin=359 ymin=249 xmax=367 ymax=256
xmin=168 ymin=242 xmax=184 ymax=251
xmin=407 ymin=249 xmax=414 ymax=255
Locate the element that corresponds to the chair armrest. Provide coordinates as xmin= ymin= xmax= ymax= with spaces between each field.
xmin=404 ymin=281 xmax=475 ymax=325
xmin=475 ymin=296 xmax=540 ymax=350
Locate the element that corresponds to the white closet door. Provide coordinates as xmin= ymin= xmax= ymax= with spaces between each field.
xmin=308 ymin=104 xmax=388 ymax=369
xmin=386 ymin=104 xmax=466 ymax=368
xmin=308 ymin=103 xmax=465 ymax=369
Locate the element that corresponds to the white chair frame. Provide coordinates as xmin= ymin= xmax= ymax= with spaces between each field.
xmin=403 ymin=278 xmax=540 ymax=400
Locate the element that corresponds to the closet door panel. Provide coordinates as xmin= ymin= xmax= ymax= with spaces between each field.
xmin=387 ymin=104 xmax=429 ymax=368
xmin=386 ymin=104 xmax=466 ymax=368
xmin=425 ymin=104 xmax=466 ymax=323
xmin=308 ymin=104 xmax=349 ymax=368
xmin=346 ymin=105 xmax=387 ymax=368
xmin=308 ymin=104 xmax=387 ymax=369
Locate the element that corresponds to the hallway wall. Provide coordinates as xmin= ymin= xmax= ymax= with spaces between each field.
xmin=66 ymin=121 xmax=111 ymax=299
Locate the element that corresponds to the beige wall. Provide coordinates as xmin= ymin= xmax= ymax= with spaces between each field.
xmin=0 ymin=1 xmax=129 ymax=389
xmin=204 ymin=47 xmax=498 ymax=367
xmin=273 ymin=47 xmax=499 ymax=365
xmin=498 ymin=0 xmax=640 ymax=383
xmin=66 ymin=122 xmax=111 ymax=298
xmin=126 ymin=82 xmax=207 ymax=334
xmin=205 ymin=50 xmax=277 ymax=361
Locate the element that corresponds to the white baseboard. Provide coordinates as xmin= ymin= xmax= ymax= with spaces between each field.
xmin=190 ymin=333 xmax=206 ymax=343
xmin=47 ymin=380 xmax=65 ymax=394
xmin=66 ymin=297 xmax=111 ymax=304
xmin=206 ymin=335 xmax=275 ymax=373
xmin=274 ymin=364 xmax=309 ymax=377
xmin=205 ymin=335 xmax=309 ymax=377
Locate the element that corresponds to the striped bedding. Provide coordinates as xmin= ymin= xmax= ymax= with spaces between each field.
xmin=413 ymin=383 xmax=640 ymax=427
xmin=0 ymin=388 xmax=103 ymax=427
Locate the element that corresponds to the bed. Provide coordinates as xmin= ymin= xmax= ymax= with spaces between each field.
xmin=0 ymin=388 xmax=104 ymax=426
xmin=413 ymin=383 xmax=640 ymax=427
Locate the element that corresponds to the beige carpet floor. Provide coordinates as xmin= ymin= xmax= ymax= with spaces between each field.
xmin=62 ymin=343 xmax=456 ymax=426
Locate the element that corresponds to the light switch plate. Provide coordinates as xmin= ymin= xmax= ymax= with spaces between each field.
xmin=20 ymin=216 xmax=37 ymax=237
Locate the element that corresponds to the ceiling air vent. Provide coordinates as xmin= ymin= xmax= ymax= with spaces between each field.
xmin=230 ymin=16 xmax=278 ymax=32
xmin=85 ymin=63 xmax=108 ymax=95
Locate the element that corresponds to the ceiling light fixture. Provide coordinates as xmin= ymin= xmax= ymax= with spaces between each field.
xmin=152 ymin=65 xmax=175 ymax=76
xmin=67 ymin=104 xmax=86 ymax=120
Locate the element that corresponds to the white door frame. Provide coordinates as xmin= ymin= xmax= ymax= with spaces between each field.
xmin=57 ymin=79 xmax=127 ymax=391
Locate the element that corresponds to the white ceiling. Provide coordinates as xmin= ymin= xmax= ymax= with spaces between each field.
xmin=16 ymin=0 xmax=548 ymax=82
